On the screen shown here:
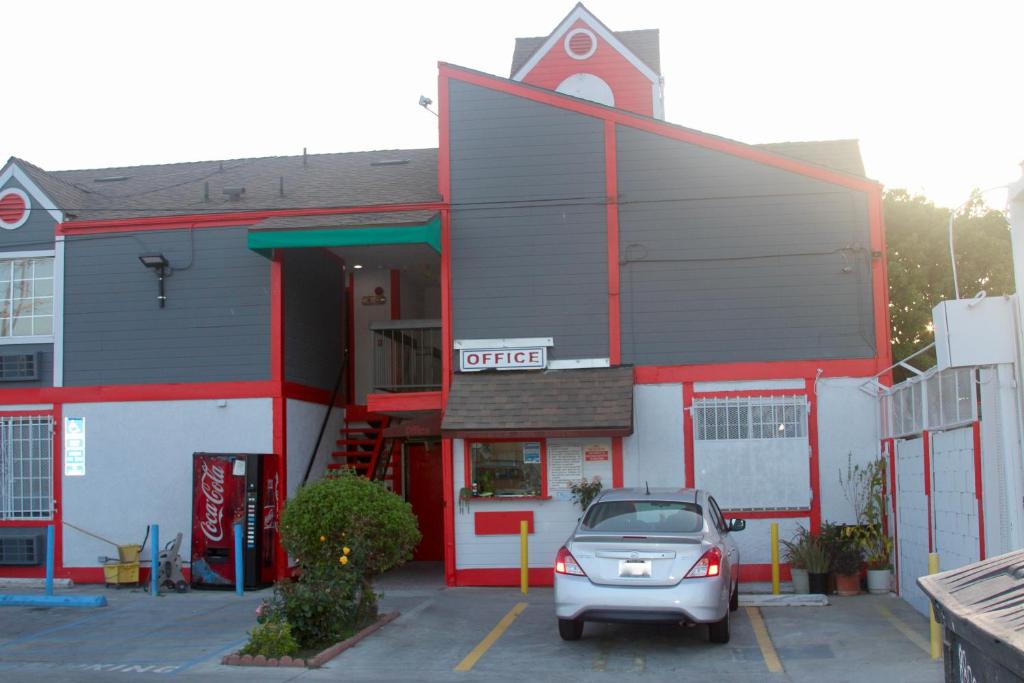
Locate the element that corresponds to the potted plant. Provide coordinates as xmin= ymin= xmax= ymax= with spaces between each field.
xmin=569 ymin=476 xmax=602 ymax=511
xmin=781 ymin=526 xmax=811 ymax=594
xmin=863 ymin=531 xmax=894 ymax=594
xmin=803 ymin=536 xmax=830 ymax=594
xmin=841 ymin=455 xmax=893 ymax=594
xmin=831 ymin=542 xmax=863 ymax=596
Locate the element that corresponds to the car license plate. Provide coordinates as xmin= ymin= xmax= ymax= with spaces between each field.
xmin=619 ymin=560 xmax=652 ymax=577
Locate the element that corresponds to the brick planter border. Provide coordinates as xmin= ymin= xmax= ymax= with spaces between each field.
xmin=222 ymin=611 xmax=400 ymax=668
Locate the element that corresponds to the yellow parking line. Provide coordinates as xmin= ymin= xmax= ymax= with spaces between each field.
xmin=746 ymin=607 xmax=783 ymax=673
xmin=454 ymin=602 xmax=528 ymax=672
xmin=876 ymin=603 xmax=930 ymax=655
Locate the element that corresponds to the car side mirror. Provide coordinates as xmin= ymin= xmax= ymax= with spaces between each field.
xmin=728 ymin=518 xmax=746 ymax=532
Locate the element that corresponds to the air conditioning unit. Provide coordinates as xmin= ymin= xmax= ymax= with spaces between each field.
xmin=0 ymin=529 xmax=46 ymax=565
xmin=933 ymin=295 xmax=1017 ymax=370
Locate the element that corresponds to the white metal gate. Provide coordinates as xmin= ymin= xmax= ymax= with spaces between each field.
xmin=894 ymin=436 xmax=931 ymax=617
xmin=0 ymin=415 xmax=53 ymax=520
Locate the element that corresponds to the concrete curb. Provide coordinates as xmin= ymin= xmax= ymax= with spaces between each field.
xmin=739 ymin=593 xmax=830 ymax=607
xmin=0 ymin=578 xmax=74 ymax=589
xmin=222 ymin=611 xmax=401 ymax=668
xmin=0 ymin=594 xmax=107 ymax=608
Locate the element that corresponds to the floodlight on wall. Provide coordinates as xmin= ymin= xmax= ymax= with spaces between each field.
xmin=139 ymin=253 xmax=170 ymax=308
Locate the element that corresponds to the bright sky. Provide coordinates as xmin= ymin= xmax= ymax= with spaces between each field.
xmin=5 ymin=0 xmax=1021 ymax=209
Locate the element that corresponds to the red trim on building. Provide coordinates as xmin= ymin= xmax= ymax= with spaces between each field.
xmin=611 ymin=436 xmax=623 ymax=488
xmin=604 ymin=120 xmax=621 ymax=365
xmin=0 ymin=381 xmax=279 ymax=405
xmin=455 ymin=567 xmax=554 ymax=587
xmin=682 ymin=383 xmax=695 ymax=488
xmin=439 ymin=64 xmax=882 ymax=194
xmin=474 ymin=511 xmax=535 ymax=535
xmin=724 ymin=510 xmax=811 ymax=520
xmin=693 ymin=388 xmax=808 ymax=399
xmin=390 ymin=269 xmax=401 ymax=320
xmin=972 ymin=421 xmax=985 ymax=560
xmin=805 ymin=378 xmax=822 ymax=536
xmin=738 ymin=563 xmax=793 ymax=583
xmin=635 ymin=359 xmax=878 ymax=384
xmin=57 ymin=202 xmax=446 ymax=235
xmin=282 ymin=382 xmax=344 ymax=406
xmin=868 ymin=191 xmax=894 ymax=375
xmin=923 ymin=430 xmax=933 ymax=553
xmin=51 ymin=403 xmax=63 ymax=575
xmin=366 ymin=391 xmax=442 ymax=414
xmin=270 ymin=249 xmax=288 ymax=578
xmin=442 ymin=439 xmax=456 ymax=585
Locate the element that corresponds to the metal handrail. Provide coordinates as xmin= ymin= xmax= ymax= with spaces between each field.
xmin=302 ymin=353 xmax=347 ymax=486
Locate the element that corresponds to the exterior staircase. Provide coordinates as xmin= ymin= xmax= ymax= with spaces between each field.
xmin=328 ymin=407 xmax=400 ymax=490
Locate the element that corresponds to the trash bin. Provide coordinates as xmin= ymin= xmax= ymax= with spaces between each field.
xmin=918 ymin=549 xmax=1024 ymax=682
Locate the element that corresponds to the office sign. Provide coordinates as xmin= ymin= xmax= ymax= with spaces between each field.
xmin=459 ymin=347 xmax=547 ymax=372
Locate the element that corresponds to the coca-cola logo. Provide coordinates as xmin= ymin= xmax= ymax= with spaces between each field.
xmin=198 ymin=461 xmax=227 ymax=542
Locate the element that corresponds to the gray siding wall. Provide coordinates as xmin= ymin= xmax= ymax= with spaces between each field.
xmin=617 ymin=125 xmax=875 ymax=365
xmin=284 ymin=249 xmax=344 ymax=390
xmin=63 ymin=227 xmax=270 ymax=385
xmin=449 ymin=81 xmax=609 ymax=360
xmin=0 ymin=177 xmax=56 ymax=253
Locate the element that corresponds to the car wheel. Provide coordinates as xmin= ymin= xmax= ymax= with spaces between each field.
xmin=558 ymin=618 xmax=584 ymax=641
xmin=729 ymin=582 xmax=739 ymax=612
xmin=708 ymin=611 xmax=730 ymax=644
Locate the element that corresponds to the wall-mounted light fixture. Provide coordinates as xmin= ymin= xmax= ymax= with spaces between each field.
xmin=138 ymin=253 xmax=170 ymax=308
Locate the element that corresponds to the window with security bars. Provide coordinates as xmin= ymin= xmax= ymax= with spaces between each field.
xmin=0 ymin=416 xmax=53 ymax=520
xmin=693 ymin=396 xmax=807 ymax=441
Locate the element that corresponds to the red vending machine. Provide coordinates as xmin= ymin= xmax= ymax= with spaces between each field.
xmin=190 ymin=453 xmax=279 ymax=590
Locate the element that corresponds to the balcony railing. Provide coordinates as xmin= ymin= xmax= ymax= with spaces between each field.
xmin=370 ymin=319 xmax=442 ymax=393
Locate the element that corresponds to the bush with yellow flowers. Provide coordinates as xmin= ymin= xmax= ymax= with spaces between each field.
xmin=250 ymin=470 xmax=420 ymax=650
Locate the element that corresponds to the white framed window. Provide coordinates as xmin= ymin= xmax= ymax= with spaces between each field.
xmin=0 ymin=415 xmax=53 ymax=520
xmin=693 ymin=395 xmax=808 ymax=441
xmin=0 ymin=257 xmax=54 ymax=340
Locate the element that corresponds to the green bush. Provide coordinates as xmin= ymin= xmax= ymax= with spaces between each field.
xmin=272 ymin=470 xmax=421 ymax=648
xmin=281 ymin=470 xmax=421 ymax=578
xmin=239 ymin=619 xmax=299 ymax=659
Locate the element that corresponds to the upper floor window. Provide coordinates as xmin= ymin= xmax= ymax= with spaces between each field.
xmin=0 ymin=257 xmax=53 ymax=338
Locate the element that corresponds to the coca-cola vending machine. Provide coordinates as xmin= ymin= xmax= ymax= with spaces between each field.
xmin=190 ymin=453 xmax=279 ymax=590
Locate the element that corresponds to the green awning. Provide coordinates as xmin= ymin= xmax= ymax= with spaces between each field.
xmin=248 ymin=213 xmax=440 ymax=257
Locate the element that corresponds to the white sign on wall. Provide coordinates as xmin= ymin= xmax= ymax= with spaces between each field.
xmin=64 ymin=417 xmax=86 ymax=477
xmin=548 ymin=445 xmax=583 ymax=491
xmin=459 ymin=347 xmax=547 ymax=372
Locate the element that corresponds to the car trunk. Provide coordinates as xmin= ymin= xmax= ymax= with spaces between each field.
xmin=568 ymin=534 xmax=708 ymax=587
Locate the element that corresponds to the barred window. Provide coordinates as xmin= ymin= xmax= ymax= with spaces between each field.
xmin=693 ymin=396 xmax=807 ymax=441
xmin=0 ymin=416 xmax=53 ymax=520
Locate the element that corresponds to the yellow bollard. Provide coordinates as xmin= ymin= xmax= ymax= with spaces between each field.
xmin=520 ymin=520 xmax=529 ymax=595
xmin=929 ymin=553 xmax=941 ymax=660
xmin=770 ymin=522 xmax=780 ymax=595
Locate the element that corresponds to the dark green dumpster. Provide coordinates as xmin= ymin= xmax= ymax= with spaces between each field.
xmin=918 ymin=550 xmax=1024 ymax=683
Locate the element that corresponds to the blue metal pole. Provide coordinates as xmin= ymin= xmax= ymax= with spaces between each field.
xmin=150 ymin=524 xmax=159 ymax=596
xmin=45 ymin=525 xmax=54 ymax=596
xmin=233 ymin=522 xmax=244 ymax=596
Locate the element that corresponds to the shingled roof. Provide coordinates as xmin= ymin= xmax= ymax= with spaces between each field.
xmin=756 ymin=140 xmax=865 ymax=177
xmin=8 ymin=148 xmax=440 ymax=222
xmin=510 ymin=28 xmax=661 ymax=78
xmin=442 ymin=366 xmax=634 ymax=438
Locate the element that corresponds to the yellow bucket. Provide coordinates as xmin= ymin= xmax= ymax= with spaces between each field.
xmin=117 ymin=544 xmax=141 ymax=563
xmin=103 ymin=562 xmax=139 ymax=585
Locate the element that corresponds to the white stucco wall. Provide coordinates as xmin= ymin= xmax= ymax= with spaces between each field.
xmin=622 ymin=384 xmax=684 ymax=488
xmin=60 ymin=398 xmax=273 ymax=569
xmin=816 ymin=377 xmax=881 ymax=525
xmin=285 ymin=399 xmax=346 ymax=497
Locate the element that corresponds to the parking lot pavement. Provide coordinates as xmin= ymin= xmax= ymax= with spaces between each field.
xmin=0 ymin=568 xmax=944 ymax=682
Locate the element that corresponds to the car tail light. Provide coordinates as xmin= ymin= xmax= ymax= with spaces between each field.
xmin=685 ymin=547 xmax=722 ymax=579
xmin=555 ymin=546 xmax=586 ymax=576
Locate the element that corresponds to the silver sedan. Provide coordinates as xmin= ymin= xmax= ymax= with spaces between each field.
xmin=554 ymin=487 xmax=744 ymax=642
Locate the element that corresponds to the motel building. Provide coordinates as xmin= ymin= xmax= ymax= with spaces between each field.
xmin=0 ymin=4 xmax=890 ymax=589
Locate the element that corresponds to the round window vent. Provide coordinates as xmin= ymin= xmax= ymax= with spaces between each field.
xmin=0 ymin=189 xmax=30 ymax=231
xmin=564 ymin=28 xmax=597 ymax=60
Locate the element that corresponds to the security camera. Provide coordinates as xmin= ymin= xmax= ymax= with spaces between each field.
xmin=418 ymin=95 xmax=433 ymax=108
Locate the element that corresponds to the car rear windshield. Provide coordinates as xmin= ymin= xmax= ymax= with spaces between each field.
xmin=581 ymin=500 xmax=704 ymax=534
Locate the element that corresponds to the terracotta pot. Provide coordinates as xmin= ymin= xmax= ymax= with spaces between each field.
xmin=835 ymin=572 xmax=861 ymax=596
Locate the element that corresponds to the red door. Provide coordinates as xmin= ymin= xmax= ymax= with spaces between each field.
xmin=406 ymin=442 xmax=444 ymax=561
